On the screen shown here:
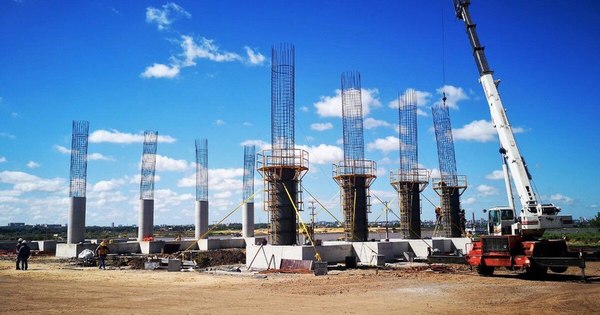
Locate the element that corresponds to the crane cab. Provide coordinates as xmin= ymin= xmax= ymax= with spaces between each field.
xmin=485 ymin=207 xmax=516 ymax=236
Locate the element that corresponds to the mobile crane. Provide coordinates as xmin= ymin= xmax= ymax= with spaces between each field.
xmin=453 ymin=0 xmax=585 ymax=277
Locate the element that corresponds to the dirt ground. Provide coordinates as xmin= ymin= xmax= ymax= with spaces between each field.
xmin=1 ymin=257 xmax=598 ymax=315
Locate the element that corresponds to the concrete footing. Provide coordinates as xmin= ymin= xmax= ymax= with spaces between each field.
xmin=246 ymin=237 xmax=471 ymax=270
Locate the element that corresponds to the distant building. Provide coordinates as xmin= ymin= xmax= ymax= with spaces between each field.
xmin=8 ymin=223 xmax=25 ymax=227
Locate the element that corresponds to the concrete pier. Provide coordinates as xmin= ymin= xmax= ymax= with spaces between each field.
xmin=195 ymin=200 xmax=208 ymax=239
xmin=242 ymin=202 xmax=254 ymax=238
xmin=67 ymin=196 xmax=86 ymax=244
xmin=138 ymin=199 xmax=154 ymax=241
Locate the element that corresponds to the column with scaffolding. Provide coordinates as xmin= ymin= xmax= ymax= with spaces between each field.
xmin=195 ymin=138 xmax=209 ymax=240
xmin=67 ymin=120 xmax=89 ymax=244
xmin=138 ymin=130 xmax=158 ymax=241
xmin=432 ymin=98 xmax=467 ymax=237
xmin=257 ymin=43 xmax=309 ymax=245
xmin=390 ymin=90 xmax=429 ymax=239
xmin=242 ymin=144 xmax=256 ymax=238
xmin=332 ymin=72 xmax=376 ymax=242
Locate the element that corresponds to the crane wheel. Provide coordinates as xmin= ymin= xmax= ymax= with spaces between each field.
xmin=476 ymin=265 xmax=494 ymax=276
xmin=549 ymin=266 xmax=568 ymax=273
xmin=525 ymin=266 xmax=548 ymax=279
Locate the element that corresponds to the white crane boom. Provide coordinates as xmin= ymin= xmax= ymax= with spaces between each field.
xmin=453 ymin=0 xmax=572 ymax=234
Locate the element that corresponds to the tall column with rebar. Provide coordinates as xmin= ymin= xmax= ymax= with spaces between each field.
xmin=67 ymin=120 xmax=89 ymax=244
xmin=258 ymin=43 xmax=309 ymax=245
xmin=195 ymin=139 xmax=209 ymax=239
xmin=242 ymin=144 xmax=256 ymax=238
xmin=390 ymin=90 xmax=429 ymax=239
xmin=432 ymin=100 xmax=467 ymax=237
xmin=333 ymin=72 xmax=376 ymax=242
xmin=138 ymin=131 xmax=158 ymax=241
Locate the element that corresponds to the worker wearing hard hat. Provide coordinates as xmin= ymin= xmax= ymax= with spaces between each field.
xmin=95 ymin=241 xmax=110 ymax=270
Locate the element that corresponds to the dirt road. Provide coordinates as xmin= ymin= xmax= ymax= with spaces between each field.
xmin=1 ymin=257 xmax=598 ymax=314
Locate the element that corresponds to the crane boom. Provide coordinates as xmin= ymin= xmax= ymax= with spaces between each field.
xmin=453 ymin=0 xmax=572 ymax=234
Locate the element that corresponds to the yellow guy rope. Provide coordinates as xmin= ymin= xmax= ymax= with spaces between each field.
xmin=301 ymin=184 xmax=342 ymax=225
xmin=282 ymin=183 xmax=322 ymax=262
xmin=180 ymin=190 xmax=260 ymax=255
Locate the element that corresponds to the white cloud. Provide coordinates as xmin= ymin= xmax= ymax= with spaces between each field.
xmin=314 ymin=88 xmax=381 ymax=118
xmin=453 ymin=120 xmax=525 ymax=142
xmin=463 ymin=197 xmax=477 ymax=205
xmin=301 ymin=106 xmax=309 ymax=112
xmin=435 ymin=85 xmax=469 ymax=109
xmin=389 ymin=88 xmax=432 ymax=108
xmin=92 ymin=178 xmax=125 ymax=192
xmin=88 ymin=153 xmax=115 ymax=161
xmin=215 ymin=119 xmax=225 ymax=126
xmin=453 ymin=120 xmax=496 ymax=142
xmin=155 ymin=154 xmax=191 ymax=172
xmin=181 ymin=35 xmax=243 ymax=66
xmin=53 ymin=145 xmax=71 ymax=154
xmin=296 ymin=144 xmax=343 ymax=165
xmin=0 ymin=132 xmax=16 ymax=139
xmin=429 ymin=168 xmax=441 ymax=179
xmin=486 ymin=170 xmax=504 ymax=180
xmin=477 ymin=184 xmax=498 ymax=196
xmin=89 ymin=129 xmax=176 ymax=144
xmin=27 ymin=161 xmax=40 ymax=169
xmin=146 ymin=2 xmax=191 ymax=30
xmin=54 ymin=145 xmax=114 ymax=161
xmin=0 ymin=157 xmax=6 ymax=163
xmin=0 ymin=171 xmax=66 ymax=193
xmin=367 ymin=136 xmax=400 ymax=154
xmin=141 ymin=63 xmax=180 ymax=79
xmin=242 ymin=122 xmax=253 ymax=127
xmin=364 ymin=118 xmax=391 ymax=130
xmin=550 ymin=193 xmax=573 ymax=204
xmin=244 ymin=46 xmax=266 ymax=65
xmin=416 ymin=108 xmax=428 ymax=117
xmin=240 ymin=139 xmax=270 ymax=151
xmin=209 ymin=168 xmax=244 ymax=191
xmin=311 ymin=122 xmax=333 ymax=131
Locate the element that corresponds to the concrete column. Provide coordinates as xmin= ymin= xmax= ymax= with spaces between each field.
xmin=67 ymin=196 xmax=86 ymax=244
xmin=242 ymin=202 xmax=254 ymax=238
xmin=195 ymin=200 xmax=209 ymax=239
xmin=138 ymin=199 xmax=154 ymax=241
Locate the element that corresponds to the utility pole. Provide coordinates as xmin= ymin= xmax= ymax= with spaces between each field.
xmin=384 ymin=201 xmax=389 ymax=240
xmin=309 ymin=200 xmax=317 ymax=240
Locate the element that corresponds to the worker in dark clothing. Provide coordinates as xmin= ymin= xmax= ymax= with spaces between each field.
xmin=18 ymin=240 xmax=31 ymax=271
xmin=95 ymin=241 xmax=110 ymax=270
xmin=16 ymin=238 xmax=23 ymax=270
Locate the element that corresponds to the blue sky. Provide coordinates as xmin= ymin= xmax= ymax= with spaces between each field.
xmin=1 ymin=0 xmax=599 ymax=226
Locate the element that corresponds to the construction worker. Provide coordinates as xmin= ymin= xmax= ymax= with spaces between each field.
xmin=18 ymin=240 xmax=31 ymax=271
xmin=95 ymin=241 xmax=110 ymax=270
xmin=15 ymin=238 xmax=23 ymax=270
xmin=435 ymin=207 xmax=441 ymax=223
